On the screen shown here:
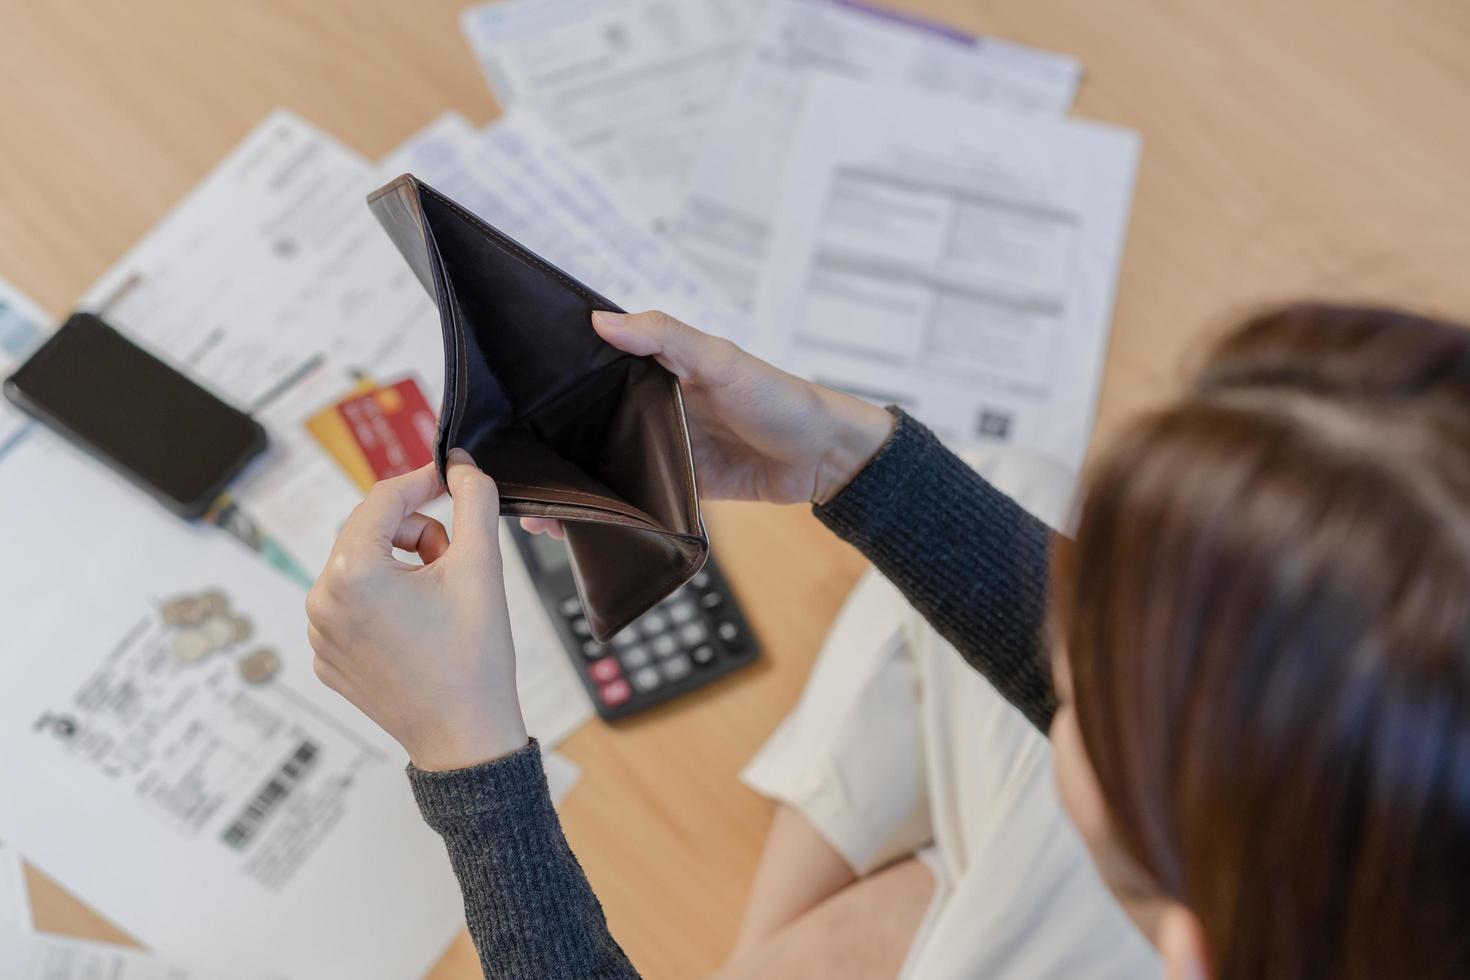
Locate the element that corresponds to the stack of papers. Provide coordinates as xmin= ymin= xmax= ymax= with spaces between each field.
xmin=0 ymin=0 xmax=1141 ymax=976
xmin=461 ymin=0 xmax=1138 ymax=479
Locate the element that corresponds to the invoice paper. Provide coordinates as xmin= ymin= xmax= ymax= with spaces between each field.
xmin=755 ymin=77 xmax=1140 ymax=471
xmin=461 ymin=0 xmax=763 ymax=223
xmin=80 ymin=110 xmax=444 ymax=413
xmin=383 ymin=112 xmax=746 ymax=343
xmin=0 ymin=432 xmax=465 ymax=980
xmin=673 ymin=0 xmax=1082 ymax=309
xmin=0 ymin=932 xmax=278 ymax=980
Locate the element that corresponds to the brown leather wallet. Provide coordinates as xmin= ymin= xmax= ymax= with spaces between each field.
xmin=367 ymin=174 xmax=708 ymax=642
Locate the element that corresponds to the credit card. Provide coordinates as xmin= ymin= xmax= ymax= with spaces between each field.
xmin=307 ymin=377 xmax=435 ymax=491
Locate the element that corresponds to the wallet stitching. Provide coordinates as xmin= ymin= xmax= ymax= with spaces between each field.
xmin=502 ymin=481 xmax=659 ymax=519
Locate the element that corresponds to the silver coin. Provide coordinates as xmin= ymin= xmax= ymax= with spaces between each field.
xmin=229 ymin=614 xmax=253 ymax=644
xmin=238 ymin=647 xmax=281 ymax=684
xmin=202 ymin=614 xmax=236 ymax=649
xmin=160 ymin=596 xmax=197 ymax=626
xmin=199 ymin=589 xmax=229 ymax=618
xmin=170 ymin=629 xmax=213 ymax=664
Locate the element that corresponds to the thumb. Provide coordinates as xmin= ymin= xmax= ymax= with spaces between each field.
xmin=446 ymin=448 xmax=502 ymax=562
xmin=591 ymin=310 xmax=737 ymax=384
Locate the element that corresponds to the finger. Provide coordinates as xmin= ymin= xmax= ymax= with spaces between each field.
xmin=394 ymin=512 xmax=451 ymax=564
xmin=342 ymin=463 xmax=446 ymax=551
xmin=446 ymin=449 xmax=502 ymax=561
xmin=519 ymin=516 xmax=566 ymax=540
xmin=306 ymin=622 xmax=331 ymax=655
xmin=592 ymin=310 xmax=740 ymax=385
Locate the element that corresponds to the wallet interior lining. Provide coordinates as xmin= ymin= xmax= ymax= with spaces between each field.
xmin=425 ymin=189 xmax=699 ymax=538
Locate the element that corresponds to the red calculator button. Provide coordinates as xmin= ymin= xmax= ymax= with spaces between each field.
xmin=588 ymin=657 xmax=622 ymax=684
xmin=599 ymin=679 xmax=632 ymax=707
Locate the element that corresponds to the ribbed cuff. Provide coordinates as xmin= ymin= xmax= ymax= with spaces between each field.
xmin=408 ymin=739 xmax=548 ymax=836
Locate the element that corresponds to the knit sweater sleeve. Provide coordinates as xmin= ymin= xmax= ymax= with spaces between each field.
xmin=408 ymin=741 xmax=639 ymax=979
xmin=813 ymin=408 xmax=1057 ymax=730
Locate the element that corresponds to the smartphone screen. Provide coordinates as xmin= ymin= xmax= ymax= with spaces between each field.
xmin=3 ymin=313 xmax=267 ymax=518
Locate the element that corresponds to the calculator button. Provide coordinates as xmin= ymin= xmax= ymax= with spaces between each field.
xmin=640 ymin=610 xmax=669 ymax=635
xmin=581 ymin=640 xmax=604 ymax=659
xmin=610 ymin=628 xmax=638 ymax=649
xmin=651 ymin=634 xmax=678 ymax=658
xmin=717 ymin=621 xmax=741 ymax=644
xmin=558 ymin=596 xmax=582 ymax=618
xmin=661 ymin=653 xmax=693 ymax=682
xmin=678 ymin=621 xmax=709 ymax=647
xmin=699 ymin=591 xmax=724 ymax=611
xmin=621 ymin=645 xmax=651 ymax=670
xmin=691 ymin=571 xmax=711 ymax=590
xmin=570 ymin=617 xmax=592 ymax=638
xmin=599 ymin=679 xmax=632 ymax=708
xmin=668 ymin=600 xmax=697 ymax=624
xmin=588 ymin=657 xmax=621 ymax=684
xmin=691 ymin=644 xmax=717 ymax=668
xmin=631 ymin=666 xmax=662 ymax=693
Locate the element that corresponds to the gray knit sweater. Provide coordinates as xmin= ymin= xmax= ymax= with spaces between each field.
xmin=407 ymin=409 xmax=1055 ymax=978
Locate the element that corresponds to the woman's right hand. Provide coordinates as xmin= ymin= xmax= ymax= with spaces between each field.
xmin=521 ymin=310 xmax=894 ymax=539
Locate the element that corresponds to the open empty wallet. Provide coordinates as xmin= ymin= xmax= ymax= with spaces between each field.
xmin=367 ymin=175 xmax=708 ymax=643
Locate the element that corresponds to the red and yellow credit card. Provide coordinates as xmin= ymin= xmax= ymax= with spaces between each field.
xmin=307 ymin=377 xmax=437 ymax=492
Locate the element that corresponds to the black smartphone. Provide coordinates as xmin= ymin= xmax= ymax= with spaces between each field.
xmin=3 ymin=312 xmax=267 ymax=519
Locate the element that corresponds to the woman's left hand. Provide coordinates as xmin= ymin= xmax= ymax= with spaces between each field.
xmin=305 ymin=450 xmax=528 ymax=771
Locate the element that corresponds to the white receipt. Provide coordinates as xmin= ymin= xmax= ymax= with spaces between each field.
xmin=0 ymin=838 xmax=31 ymax=932
xmin=461 ymin=0 xmax=763 ymax=223
xmin=0 ymin=932 xmax=279 ymax=980
xmin=383 ymin=112 xmax=746 ymax=343
xmin=673 ymin=0 xmax=1082 ymax=309
xmin=756 ymin=77 xmax=1140 ymax=470
xmin=0 ymin=433 xmax=463 ymax=980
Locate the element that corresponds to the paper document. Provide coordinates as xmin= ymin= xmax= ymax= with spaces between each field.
xmin=755 ymin=78 xmax=1139 ymax=470
xmin=674 ymin=0 xmax=1082 ymax=309
xmin=383 ymin=112 xmax=746 ymax=343
xmin=0 ymin=276 xmax=49 ymax=457
xmin=0 ymin=932 xmax=278 ymax=980
xmin=461 ymin=0 xmax=763 ymax=222
xmin=76 ymin=110 xmax=446 ymax=579
xmin=0 ymin=432 xmax=464 ymax=980
xmin=0 ymin=838 xmax=31 ymax=932
xmin=81 ymin=110 xmax=443 ymax=412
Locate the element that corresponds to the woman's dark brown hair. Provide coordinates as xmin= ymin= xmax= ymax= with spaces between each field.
xmin=1056 ymin=304 xmax=1470 ymax=978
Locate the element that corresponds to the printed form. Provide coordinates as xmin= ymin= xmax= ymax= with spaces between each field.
xmin=461 ymin=0 xmax=762 ymax=223
xmin=673 ymin=0 xmax=1082 ymax=310
xmin=0 ymin=429 xmax=467 ymax=980
xmin=755 ymin=78 xmax=1140 ymax=472
xmin=382 ymin=111 xmax=747 ymax=344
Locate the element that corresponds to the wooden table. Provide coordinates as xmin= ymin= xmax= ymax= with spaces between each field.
xmin=2 ymin=1 xmax=1468 ymax=977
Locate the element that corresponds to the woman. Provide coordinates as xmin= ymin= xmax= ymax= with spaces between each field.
xmin=305 ymin=303 xmax=1470 ymax=978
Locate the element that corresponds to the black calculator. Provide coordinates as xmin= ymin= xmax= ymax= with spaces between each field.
xmin=510 ymin=527 xmax=760 ymax=720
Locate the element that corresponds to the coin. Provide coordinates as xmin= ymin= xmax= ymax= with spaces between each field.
xmin=160 ymin=596 xmax=196 ymax=626
xmin=202 ymin=614 xmax=236 ymax=649
xmin=162 ymin=595 xmax=209 ymax=627
xmin=199 ymin=589 xmax=229 ymax=618
xmin=170 ymin=628 xmax=213 ymax=664
xmin=229 ymin=614 xmax=253 ymax=644
xmin=238 ymin=647 xmax=281 ymax=684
